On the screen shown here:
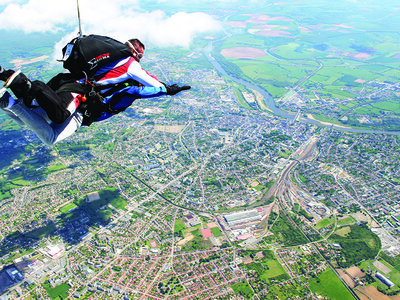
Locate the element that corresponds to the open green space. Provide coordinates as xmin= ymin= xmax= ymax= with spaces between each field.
xmin=101 ymin=187 xmax=128 ymax=210
xmin=112 ymin=265 xmax=122 ymax=273
xmin=210 ymin=227 xmax=222 ymax=237
xmin=260 ymin=259 xmax=287 ymax=280
xmin=371 ymin=100 xmax=400 ymax=114
xmin=0 ymin=191 xmax=11 ymax=201
xmin=59 ymin=203 xmax=78 ymax=213
xmin=42 ymin=281 xmax=70 ymax=300
xmin=47 ymin=164 xmax=68 ymax=172
xmin=180 ymin=226 xmax=213 ymax=252
xmin=158 ymin=277 xmax=184 ymax=296
xmin=337 ymin=216 xmax=356 ymax=226
xmin=268 ymin=213 xmax=309 ymax=246
xmin=55 ymin=187 xmax=127 ymax=241
xmin=174 ymin=219 xmax=186 ymax=239
xmin=220 ymin=33 xmax=268 ymax=49
xmin=231 ymin=281 xmax=254 ymax=300
xmin=315 ymin=217 xmax=333 ymax=230
xmin=335 ymin=226 xmax=351 ymax=237
xmin=25 ymin=222 xmax=57 ymax=239
xmin=388 ymin=268 xmax=400 ymax=286
xmin=174 ymin=219 xmax=186 ymax=233
xmin=309 ymin=268 xmax=354 ymax=300
xmin=241 ymin=250 xmax=289 ymax=284
xmin=74 ymin=187 xmax=127 ymax=211
xmin=273 ymin=42 xmax=316 ymax=60
xmin=329 ymin=223 xmax=381 ymax=267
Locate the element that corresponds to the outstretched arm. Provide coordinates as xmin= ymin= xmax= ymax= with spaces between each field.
xmin=127 ymin=61 xmax=164 ymax=87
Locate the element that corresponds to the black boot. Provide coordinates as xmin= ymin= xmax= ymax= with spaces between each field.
xmin=4 ymin=70 xmax=32 ymax=98
xmin=0 ymin=66 xmax=15 ymax=82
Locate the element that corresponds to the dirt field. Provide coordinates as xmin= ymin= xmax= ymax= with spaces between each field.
xmin=346 ymin=266 xmax=366 ymax=278
xmin=306 ymin=113 xmax=352 ymax=129
xmin=352 ymin=211 xmax=372 ymax=223
xmin=227 ymin=21 xmax=247 ymax=28
xmin=246 ymin=14 xmax=292 ymax=23
xmin=10 ymin=55 xmax=49 ymax=67
xmin=253 ymin=88 xmax=272 ymax=111
xmin=337 ymin=269 xmax=356 ymax=288
xmin=255 ymin=30 xmax=294 ymax=38
xmin=356 ymin=286 xmax=400 ymax=300
xmin=176 ymin=233 xmax=194 ymax=246
xmin=221 ymin=47 xmax=266 ymax=59
xmin=335 ymin=226 xmax=351 ymax=237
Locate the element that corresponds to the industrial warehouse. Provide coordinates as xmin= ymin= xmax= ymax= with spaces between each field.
xmin=223 ymin=209 xmax=262 ymax=227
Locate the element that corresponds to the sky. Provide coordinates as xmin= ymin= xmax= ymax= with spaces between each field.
xmin=0 ymin=0 xmax=222 ymax=49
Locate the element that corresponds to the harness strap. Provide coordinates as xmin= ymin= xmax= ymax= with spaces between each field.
xmin=93 ymin=79 xmax=140 ymax=97
xmin=56 ymin=79 xmax=140 ymax=126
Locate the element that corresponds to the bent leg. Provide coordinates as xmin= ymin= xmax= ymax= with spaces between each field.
xmin=1 ymin=108 xmax=25 ymax=126
xmin=3 ymin=70 xmax=81 ymax=124
xmin=49 ymin=111 xmax=83 ymax=144
xmin=30 ymin=80 xmax=73 ymax=124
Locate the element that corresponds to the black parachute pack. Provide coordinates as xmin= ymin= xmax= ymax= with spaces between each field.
xmin=60 ymin=34 xmax=133 ymax=76
xmin=58 ymin=35 xmax=138 ymax=125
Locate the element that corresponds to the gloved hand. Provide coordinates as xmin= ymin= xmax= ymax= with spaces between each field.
xmin=165 ymin=84 xmax=191 ymax=95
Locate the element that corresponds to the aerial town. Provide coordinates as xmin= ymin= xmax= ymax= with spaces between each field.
xmin=0 ymin=49 xmax=399 ymax=299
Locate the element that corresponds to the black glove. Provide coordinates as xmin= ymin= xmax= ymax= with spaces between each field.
xmin=165 ymin=84 xmax=191 ymax=95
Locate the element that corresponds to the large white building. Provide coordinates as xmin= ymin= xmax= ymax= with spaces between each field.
xmin=224 ymin=209 xmax=261 ymax=226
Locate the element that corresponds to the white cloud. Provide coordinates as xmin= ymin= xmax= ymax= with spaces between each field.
xmin=0 ymin=0 xmax=22 ymax=5
xmin=0 ymin=0 xmax=76 ymax=32
xmin=82 ymin=10 xmax=222 ymax=48
xmin=0 ymin=0 xmax=222 ymax=48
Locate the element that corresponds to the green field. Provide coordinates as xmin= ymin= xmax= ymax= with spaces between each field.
xmin=180 ymin=226 xmax=213 ymax=251
xmin=57 ymin=187 xmax=127 ymax=229
xmin=231 ymin=281 xmax=254 ymax=300
xmin=260 ymin=259 xmax=287 ymax=280
xmin=43 ymin=281 xmax=70 ymax=300
xmin=59 ymin=203 xmax=78 ymax=213
xmin=25 ymin=222 xmax=57 ymax=239
xmin=210 ymin=226 xmax=222 ymax=237
xmin=269 ymin=213 xmax=309 ymax=246
xmin=389 ymin=268 xmax=400 ymax=286
xmin=372 ymin=100 xmax=400 ymax=114
xmin=329 ymin=224 xmax=381 ymax=267
xmin=337 ymin=216 xmax=356 ymax=226
xmin=315 ymin=217 xmax=333 ymax=230
xmin=174 ymin=219 xmax=186 ymax=233
xmin=101 ymin=188 xmax=128 ymax=210
xmin=241 ymin=250 xmax=289 ymax=285
xmin=309 ymin=268 xmax=354 ymax=300
xmin=47 ymin=164 xmax=68 ymax=172
xmin=213 ymin=6 xmax=400 ymax=131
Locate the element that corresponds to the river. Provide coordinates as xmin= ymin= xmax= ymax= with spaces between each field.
xmin=204 ymin=42 xmax=400 ymax=136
